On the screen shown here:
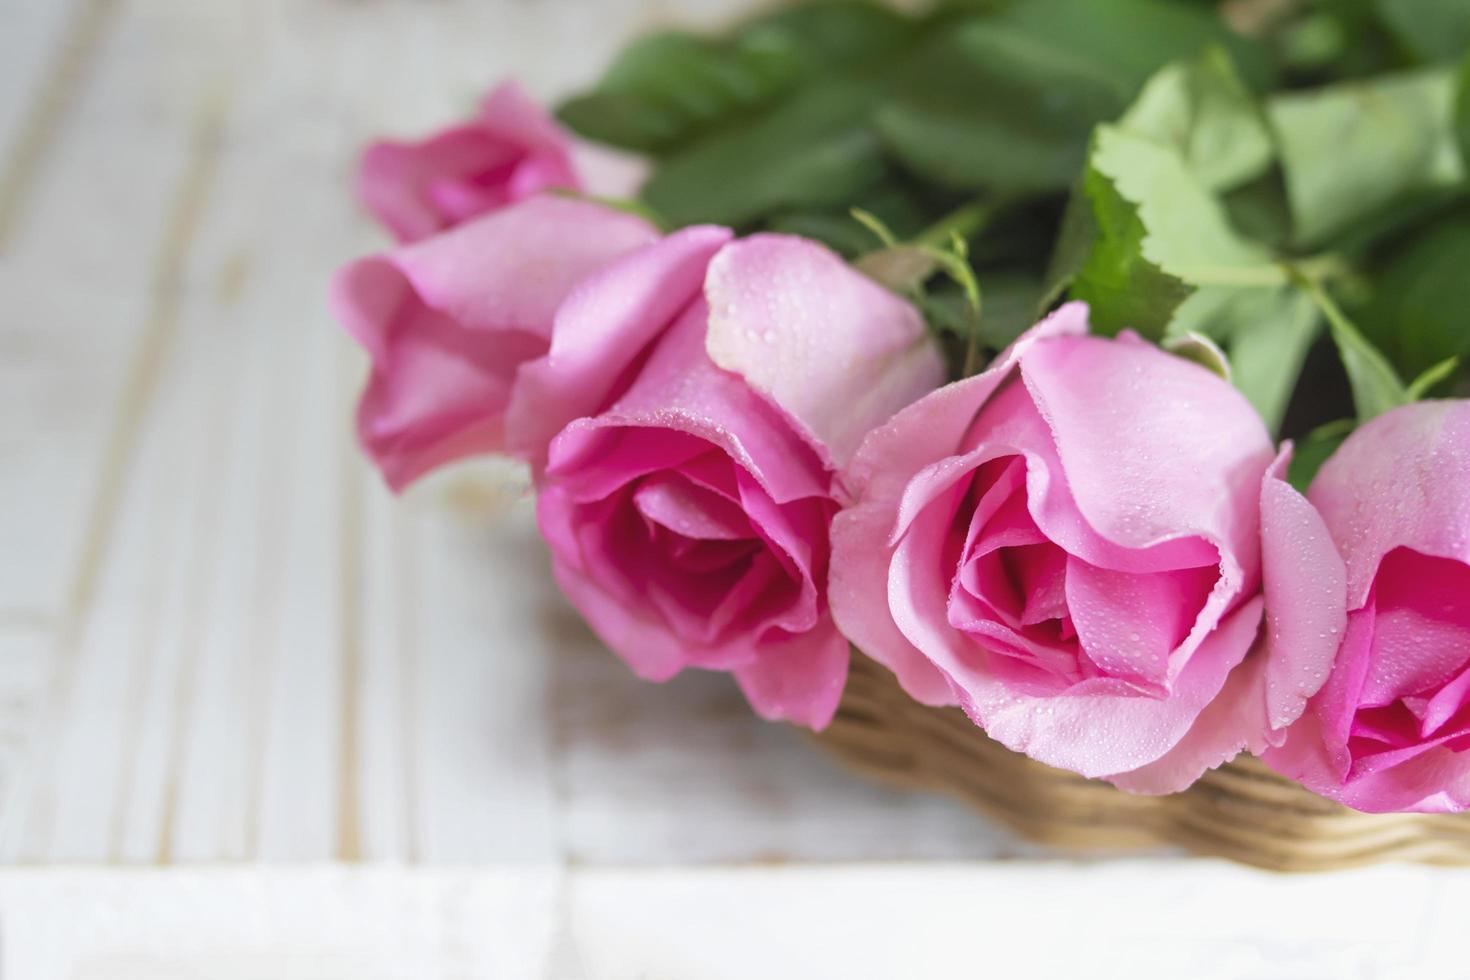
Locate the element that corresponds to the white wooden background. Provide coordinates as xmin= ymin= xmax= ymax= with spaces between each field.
xmin=1 ymin=0 xmax=1467 ymax=976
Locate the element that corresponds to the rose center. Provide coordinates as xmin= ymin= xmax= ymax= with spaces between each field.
xmin=945 ymin=455 xmax=1216 ymax=693
xmin=1348 ymin=549 xmax=1470 ymax=765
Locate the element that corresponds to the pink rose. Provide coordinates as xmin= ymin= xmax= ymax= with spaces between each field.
xmin=356 ymin=81 xmax=582 ymax=243
xmin=330 ymin=195 xmax=660 ymax=490
xmin=830 ymin=303 xmax=1343 ymax=791
xmin=535 ymin=235 xmax=945 ymax=729
xmin=1264 ymin=401 xmax=1470 ymax=812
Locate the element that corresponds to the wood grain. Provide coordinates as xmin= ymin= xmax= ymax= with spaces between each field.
xmin=0 ymin=0 xmax=1014 ymax=867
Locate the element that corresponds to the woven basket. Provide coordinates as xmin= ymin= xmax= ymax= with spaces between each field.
xmin=815 ymin=652 xmax=1470 ymax=872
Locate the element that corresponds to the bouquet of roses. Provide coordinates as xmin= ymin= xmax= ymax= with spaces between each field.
xmin=331 ymin=0 xmax=1470 ymax=815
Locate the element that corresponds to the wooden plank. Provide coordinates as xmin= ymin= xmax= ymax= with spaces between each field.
xmin=0 ymin=867 xmax=561 ymax=980
xmin=548 ymin=605 xmax=1037 ymax=864
xmin=0 ymin=627 xmax=50 ymax=828
xmin=0 ymin=0 xmax=117 ymax=247
xmin=0 ymin=863 xmax=1464 ymax=978
xmin=566 ymin=863 xmax=1461 ymax=978
xmin=2 ymin=0 xmax=1025 ymax=867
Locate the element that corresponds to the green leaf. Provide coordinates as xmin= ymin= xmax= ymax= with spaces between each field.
xmin=1357 ymin=213 xmax=1470 ymax=381
xmin=1064 ymin=126 xmax=1283 ymax=339
xmin=1297 ymin=274 xmax=1410 ymax=421
xmin=1170 ymin=285 xmax=1321 ymax=433
xmin=1287 ymin=419 xmax=1355 ymax=493
xmin=1039 ymin=175 xmax=1097 ymax=309
xmin=1456 ymin=52 xmax=1470 ymax=174
xmin=1118 ymin=47 xmax=1273 ymax=193
xmin=874 ymin=21 xmax=1131 ymax=195
xmin=740 ymin=0 xmax=915 ymax=67
xmin=556 ymin=34 xmax=793 ymax=154
xmin=641 ymin=78 xmax=889 ymax=228
xmin=556 ymin=1 xmax=914 ymax=154
xmin=1065 ymin=147 xmax=1190 ymax=339
xmin=1268 ymin=68 xmax=1465 ymax=248
xmin=1047 ymin=53 xmax=1351 ymax=429
xmin=873 ymin=0 xmax=1267 ymax=199
xmin=987 ymin=0 xmax=1271 ymax=90
xmin=766 ymin=184 xmax=933 ymax=257
xmin=1373 ymin=0 xmax=1470 ymax=64
xmin=976 ymin=273 xmax=1046 ymax=351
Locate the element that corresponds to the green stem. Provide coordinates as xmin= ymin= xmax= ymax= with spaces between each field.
xmin=918 ymin=198 xmax=999 ymax=377
xmin=1288 ymin=264 xmax=1408 ymax=420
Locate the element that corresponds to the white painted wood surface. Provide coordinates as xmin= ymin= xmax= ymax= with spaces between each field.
xmin=0 ymin=0 xmax=1023 ymax=868
xmin=3 ymin=862 xmax=1468 ymax=979
xmin=2 ymin=1 xmax=1467 ymax=975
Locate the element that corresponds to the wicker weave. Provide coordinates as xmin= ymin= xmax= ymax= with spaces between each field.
xmin=815 ymin=653 xmax=1470 ymax=872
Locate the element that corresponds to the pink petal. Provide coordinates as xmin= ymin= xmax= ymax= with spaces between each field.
xmin=505 ymin=226 xmax=733 ymax=472
xmin=1020 ymin=332 xmax=1272 ymax=560
xmin=733 ymin=622 xmax=851 ymax=730
xmin=1263 ymin=604 xmax=1377 ymax=790
xmin=1418 ymin=661 xmax=1470 ymax=739
xmin=1017 ymin=332 xmax=1274 ymax=673
xmin=704 ymin=234 xmax=945 ymax=469
xmin=1359 ymin=549 xmax=1470 ymax=706
xmin=1107 ymin=608 xmax=1269 ymax=794
xmin=828 ymin=304 xmax=1090 ymax=706
xmin=569 ymin=140 xmax=650 ymax=200
xmin=357 ymin=132 xmax=510 ymax=242
xmin=354 ymin=80 xmax=581 ymax=243
xmin=386 ymin=196 xmax=652 ymax=339
xmin=540 ymin=491 xmax=690 ymax=683
xmin=1308 ymin=400 xmax=1470 ymax=608
xmin=1064 ymin=558 xmax=1216 ymax=692
xmin=632 ymin=473 xmax=750 ymax=541
xmin=330 ymin=196 xmax=656 ymax=489
xmin=547 ymin=302 xmax=830 ymax=506
xmin=478 ymin=80 xmax=579 ymax=160
xmin=959 ymin=379 xmax=1221 ymax=576
xmin=1257 ymin=446 xmax=1348 ymax=734
xmin=968 ymin=595 xmax=1264 ymax=781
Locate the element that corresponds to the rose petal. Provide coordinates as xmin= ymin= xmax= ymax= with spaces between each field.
xmin=355 ymin=81 xmax=580 ymax=243
xmin=829 ymin=304 xmax=1090 ymax=707
xmin=1107 ymin=606 xmax=1269 ymax=794
xmin=1308 ymin=400 xmax=1470 ymax=608
xmin=1263 ymin=604 xmax=1377 ymax=789
xmin=331 ymin=196 xmax=657 ymax=489
xmin=506 ymin=226 xmax=732 ymax=471
xmin=733 ymin=623 xmax=851 ymax=730
xmin=1020 ymin=333 xmax=1273 ymax=565
xmin=705 ymin=234 xmax=945 ymax=469
xmin=1258 ymin=447 xmax=1348 ymax=734
xmin=358 ymin=133 xmax=512 ymax=242
xmin=1063 ymin=558 xmax=1215 ymax=691
xmin=1359 ymin=549 xmax=1470 ymax=706
xmin=547 ymin=302 xmax=829 ymax=506
xmin=539 ymin=495 xmax=690 ymax=682
xmin=967 ymin=596 xmax=1264 ymax=781
xmin=478 ymin=81 xmax=579 ymax=158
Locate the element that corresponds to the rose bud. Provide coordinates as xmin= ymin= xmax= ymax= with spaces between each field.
xmin=1265 ymin=400 xmax=1470 ymax=812
xmin=330 ymin=195 xmax=660 ymax=490
xmin=356 ymin=81 xmax=582 ymax=243
xmin=534 ymin=235 xmax=945 ymax=729
xmin=830 ymin=303 xmax=1343 ymax=791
